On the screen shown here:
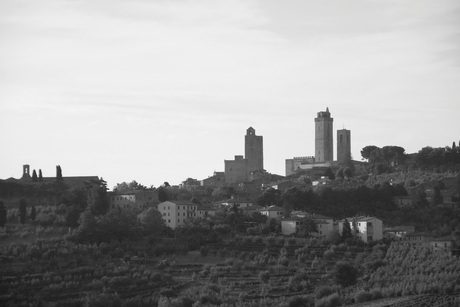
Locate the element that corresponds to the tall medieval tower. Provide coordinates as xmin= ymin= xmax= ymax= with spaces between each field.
xmin=315 ymin=108 xmax=334 ymax=162
xmin=245 ymin=127 xmax=263 ymax=173
xmin=337 ymin=129 xmax=351 ymax=163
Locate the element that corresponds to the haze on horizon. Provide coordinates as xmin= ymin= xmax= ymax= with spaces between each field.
xmin=1 ymin=0 xmax=459 ymax=190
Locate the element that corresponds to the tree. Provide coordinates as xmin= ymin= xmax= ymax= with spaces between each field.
xmin=0 ymin=201 xmax=6 ymax=228
xmin=30 ymin=206 xmax=36 ymax=222
xmin=257 ymin=188 xmax=282 ymax=207
xmin=32 ymin=170 xmax=38 ymax=182
xmin=297 ymin=217 xmax=318 ymax=237
xmin=157 ymin=186 xmax=169 ymax=202
xmin=65 ymin=205 xmax=80 ymax=228
xmin=87 ymin=185 xmax=109 ymax=216
xmin=341 ymin=219 xmax=352 ymax=241
xmin=138 ymin=208 xmax=165 ymax=236
xmin=19 ymin=199 xmax=27 ymax=224
xmin=56 ymin=165 xmax=63 ymax=181
xmin=38 ymin=169 xmax=43 ymax=181
xmin=334 ymin=262 xmax=358 ymax=287
xmin=361 ymin=145 xmax=379 ymax=161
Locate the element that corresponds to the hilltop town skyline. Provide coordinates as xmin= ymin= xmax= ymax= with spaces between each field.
xmin=1 ymin=0 xmax=459 ymax=189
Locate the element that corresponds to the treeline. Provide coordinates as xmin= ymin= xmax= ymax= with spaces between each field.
xmin=360 ymin=141 xmax=460 ymax=175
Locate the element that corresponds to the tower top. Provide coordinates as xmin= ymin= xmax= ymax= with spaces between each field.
xmin=246 ymin=127 xmax=255 ymax=136
xmin=317 ymin=108 xmax=332 ymax=119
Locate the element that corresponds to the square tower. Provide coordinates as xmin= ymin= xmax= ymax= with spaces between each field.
xmin=337 ymin=129 xmax=351 ymax=163
xmin=315 ymin=108 xmax=334 ymax=162
xmin=245 ymin=127 xmax=263 ymax=173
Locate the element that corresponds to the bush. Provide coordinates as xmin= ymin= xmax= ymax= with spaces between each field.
xmin=315 ymin=285 xmax=339 ymax=300
xmin=289 ymin=296 xmax=314 ymax=307
xmin=371 ymin=288 xmax=383 ymax=300
xmin=259 ymin=270 xmax=270 ymax=283
xmin=354 ymin=290 xmax=373 ymax=303
xmin=315 ymin=293 xmax=341 ymax=307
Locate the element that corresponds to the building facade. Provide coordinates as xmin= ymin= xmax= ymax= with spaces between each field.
xmin=337 ymin=129 xmax=351 ymax=163
xmin=157 ymin=201 xmax=198 ymax=229
xmin=224 ymin=155 xmax=248 ymax=184
xmin=315 ymin=108 xmax=334 ymax=163
xmin=338 ymin=216 xmax=383 ymax=243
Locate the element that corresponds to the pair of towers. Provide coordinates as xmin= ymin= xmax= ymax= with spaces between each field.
xmin=315 ymin=107 xmax=351 ymax=163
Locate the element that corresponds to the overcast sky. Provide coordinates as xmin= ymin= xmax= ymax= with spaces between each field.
xmin=1 ymin=0 xmax=459 ymax=189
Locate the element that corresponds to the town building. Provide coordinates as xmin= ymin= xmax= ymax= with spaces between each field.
xmin=9 ymin=164 xmax=100 ymax=189
xmin=108 ymin=189 xmax=159 ymax=212
xmin=224 ymin=127 xmax=264 ymax=184
xmin=259 ymin=205 xmax=285 ymax=219
xmin=281 ymin=212 xmax=334 ymax=238
xmin=430 ymin=237 xmax=453 ymax=254
xmin=404 ymin=232 xmax=434 ymax=243
xmin=285 ymin=156 xmax=316 ymax=177
xmin=157 ymin=201 xmax=198 ymax=229
xmin=383 ymin=226 xmax=415 ymax=241
xmin=200 ymin=172 xmax=225 ymax=187
xmin=218 ymin=198 xmax=253 ymax=208
xmin=338 ymin=216 xmax=383 ymax=243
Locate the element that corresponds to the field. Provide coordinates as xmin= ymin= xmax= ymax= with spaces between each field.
xmin=1 ymin=225 xmax=460 ymax=306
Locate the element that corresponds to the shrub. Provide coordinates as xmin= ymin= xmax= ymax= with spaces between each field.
xmin=200 ymin=246 xmax=208 ymax=257
xmin=315 ymin=293 xmax=341 ymax=307
xmin=354 ymin=290 xmax=373 ymax=303
xmin=289 ymin=296 xmax=314 ymax=307
xmin=315 ymin=285 xmax=339 ymax=300
xmin=371 ymin=288 xmax=383 ymax=300
xmin=259 ymin=270 xmax=270 ymax=283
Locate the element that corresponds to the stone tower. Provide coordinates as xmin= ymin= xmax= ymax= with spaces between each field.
xmin=337 ymin=129 xmax=351 ymax=163
xmin=245 ymin=127 xmax=263 ymax=173
xmin=21 ymin=164 xmax=31 ymax=180
xmin=315 ymin=108 xmax=334 ymax=162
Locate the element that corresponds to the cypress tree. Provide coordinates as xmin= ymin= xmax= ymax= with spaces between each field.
xmin=38 ymin=169 xmax=43 ymax=181
xmin=0 ymin=201 xmax=7 ymax=228
xmin=341 ymin=219 xmax=352 ymax=240
xmin=32 ymin=170 xmax=38 ymax=182
xmin=19 ymin=199 xmax=27 ymax=224
xmin=30 ymin=206 xmax=36 ymax=222
xmin=56 ymin=165 xmax=63 ymax=181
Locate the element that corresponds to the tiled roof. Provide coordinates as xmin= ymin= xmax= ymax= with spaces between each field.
xmin=261 ymin=206 xmax=285 ymax=211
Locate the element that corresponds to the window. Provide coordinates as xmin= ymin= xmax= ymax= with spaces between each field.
xmin=178 ymin=213 xmax=180 ymax=216
xmin=358 ymin=223 xmax=361 ymax=226
xmin=163 ymin=213 xmax=166 ymax=216
xmin=368 ymin=222 xmax=373 ymax=227
xmin=178 ymin=219 xmax=180 ymax=223
xmin=168 ymin=219 xmax=170 ymax=223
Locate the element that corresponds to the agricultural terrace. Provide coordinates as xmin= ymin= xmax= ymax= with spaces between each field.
xmin=1 ymin=224 xmax=460 ymax=306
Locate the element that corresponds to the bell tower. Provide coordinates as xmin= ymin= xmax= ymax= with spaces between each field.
xmin=245 ymin=127 xmax=263 ymax=173
xmin=22 ymin=164 xmax=31 ymax=180
xmin=315 ymin=108 xmax=334 ymax=162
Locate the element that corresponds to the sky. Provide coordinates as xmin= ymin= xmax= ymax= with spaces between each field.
xmin=1 ymin=0 xmax=459 ymax=190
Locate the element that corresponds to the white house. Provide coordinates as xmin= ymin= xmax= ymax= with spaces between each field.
xmin=108 ymin=190 xmax=159 ymax=212
xmin=218 ymin=198 xmax=253 ymax=208
xmin=259 ymin=205 xmax=285 ymax=219
xmin=281 ymin=212 xmax=334 ymax=239
xmin=157 ymin=201 xmax=198 ymax=229
xmin=338 ymin=216 xmax=383 ymax=243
